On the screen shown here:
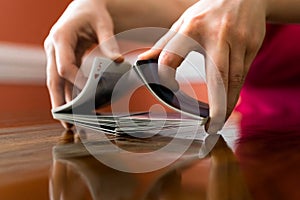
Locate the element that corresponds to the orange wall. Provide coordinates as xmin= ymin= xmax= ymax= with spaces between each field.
xmin=0 ymin=0 xmax=71 ymax=46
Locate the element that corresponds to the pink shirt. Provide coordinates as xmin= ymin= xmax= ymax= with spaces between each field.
xmin=236 ymin=24 xmax=300 ymax=133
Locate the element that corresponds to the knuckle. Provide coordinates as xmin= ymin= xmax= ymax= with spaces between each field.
xmin=44 ymin=27 xmax=65 ymax=51
xmin=233 ymin=28 xmax=248 ymax=42
xmin=184 ymin=17 xmax=199 ymax=30
xmin=181 ymin=16 xmax=204 ymax=36
xmin=159 ymin=52 xmax=174 ymax=66
xmin=46 ymin=76 xmax=57 ymax=91
xmin=247 ymin=37 xmax=262 ymax=52
xmin=43 ymin=37 xmax=52 ymax=51
xmin=57 ymin=65 xmax=68 ymax=78
xmin=46 ymin=77 xmax=53 ymax=90
xmin=217 ymin=17 xmax=233 ymax=39
xmin=220 ymin=20 xmax=231 ymax=32
xmin=215 ymin=68 xmax=228 ymax=86
xmin=43 ymin=36 xmax=56 ymax=55
xmin=246 ymin=31 xmax=265 ymax=51
xmin=218 ymin=16 xmax=248 ymax=42
xmin=46 ymin=75 xmax=63 ymax=93
xmin=229 ymin=73 xmax=245 ymax=88
xmin=51 ymin=28 xmax=63 ymax=43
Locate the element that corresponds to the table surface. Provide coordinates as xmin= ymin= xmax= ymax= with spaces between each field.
xmin=1 ymin=84 xmax=300 ymax=200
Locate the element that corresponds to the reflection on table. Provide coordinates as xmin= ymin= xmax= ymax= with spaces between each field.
xmin=2 ymin=107 xmax=300 ymax=199
xmin=50 ymin=126 xmax=251 ymax=200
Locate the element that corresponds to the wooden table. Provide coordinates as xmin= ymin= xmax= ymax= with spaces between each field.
xmin=1 ymin=84 xmax=300 ymax=200
xmin=0 ymin=84 xmax=63 ymax=199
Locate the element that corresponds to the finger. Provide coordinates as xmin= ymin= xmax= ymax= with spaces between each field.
xmin=138 ymin=20 xmax=182 ymax=60
xmin=244 ymin=47 xmax=260 ymax=74
xmin=205 ymin=42 xmax=229 ymax=134
xmin=94 ymin=12 xmax=124 ymax=63
xmin=45 ymin=40 xmax=73 ymax=129
xmin=226 ymin=46 xmax=247 ymax=120
xmin=64 ymin=80 xmax=74 ymax=103
xmin=53 ymin=37 xmax=87 ymax=90
xmin=65 ymin=80 xmax=81 ymax=104
xmin=98 ymin=31 xmax=124 ymax=62
xmin=156 ymin=33 xmax=195 ymax=91
xmin=158 ymin=29 xmax=205 ymax=92
xmin=62 ymin=81 xmax=75 ymax=128
xmin=138 ymin=29 xmax=177 ymax=60
xmin=44 ymin=39 xmax=66 ymax=109
xmin=159 ymin=31 xmax=203 ymax=67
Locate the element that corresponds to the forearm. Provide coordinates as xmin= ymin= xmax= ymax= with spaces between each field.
xmin=266 ymin=0 xmax=300 ymax=23
xmin=106 ymin=0 xmax=197 ymax=32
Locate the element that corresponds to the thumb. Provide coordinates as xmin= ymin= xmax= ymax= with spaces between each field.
xmin=98 ymin=32 xmax=124 ymax=63
xmin=94 ymin=11 xmax=123 ymax=62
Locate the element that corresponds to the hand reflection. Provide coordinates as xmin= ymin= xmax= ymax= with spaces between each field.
xmin=49 ymin=130 xmax=92 ymax=200
xmin=50 ymin=130 xmax=175 ymax=200
xmin=207 ymin=135 xmax=252 ymax=200
xmin=50 ymin=130 xmax=252 ymax=200
xmin=144 ymin=134 xmax=252 ymax=200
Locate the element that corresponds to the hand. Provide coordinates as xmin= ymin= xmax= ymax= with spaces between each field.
xmin=139 ymin=0 xmax=267 ymax=133
xmin=44 ymin=0 xmax=123 ymax=128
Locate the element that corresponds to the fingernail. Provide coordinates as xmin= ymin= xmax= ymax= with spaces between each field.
xmin=138 ymin=51 xmax=151 ymax=60
xmin=113 ymin=54 xmax=124 ymax=63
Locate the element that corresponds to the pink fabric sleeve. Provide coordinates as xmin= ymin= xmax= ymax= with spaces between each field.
xmin=235 ymin=24 xmax=300 ymax=134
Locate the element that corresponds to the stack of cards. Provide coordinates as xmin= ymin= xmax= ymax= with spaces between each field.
xmin=52 ymin=57 xmax=209 ymax=136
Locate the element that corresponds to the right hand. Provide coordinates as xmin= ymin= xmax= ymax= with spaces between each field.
xmin=44 ymin=0 xmax=123 ymax=128
xmin=138 ymin=0 xmax=267 ymax=133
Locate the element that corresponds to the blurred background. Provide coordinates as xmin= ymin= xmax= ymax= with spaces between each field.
xmin=0 ymin=0 xmax=71 ymax=126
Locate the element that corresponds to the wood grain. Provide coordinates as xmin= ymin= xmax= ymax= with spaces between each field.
xmin=3 ymin=84 xmax=299 ymax=200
